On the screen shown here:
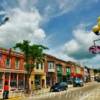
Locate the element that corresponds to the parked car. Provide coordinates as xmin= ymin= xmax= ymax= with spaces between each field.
xmin=73 ymin=78 xmax=84 ymax=87
xmin=67 ymin=79 xmax=73 ymax=84
xmin=95 ymin=76 xmax=100 ymax=82
xmin=50 ymin=82 xmax=68 ymax=92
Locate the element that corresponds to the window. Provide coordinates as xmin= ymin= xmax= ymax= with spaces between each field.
xmin=15 ymin=58 xmax=20 ymax=69
xmin=56 ymin=64 xmax=62 ymax=72
xmin=36 ymin=62 xmax=43 ymax=69
xmin=5 ymin=57 xmax=10 ymax=68
xmin=48 ymin=62 xmax=54 ymax=69
xmin=10 ymin=80 xmax=17 ymax=87
xmin=57 ymin=66 xmax=60 ymax=71
xmin=36 ymin=63 xmax=39 ymax=69
xmin=18 ymin=80 xmax=24 ymax=89
xmin=41 ymin=63 xmax=43 ymax=69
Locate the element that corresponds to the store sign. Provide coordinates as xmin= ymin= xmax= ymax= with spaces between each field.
xmin=89 ymin=45 xmax=100 ymax=54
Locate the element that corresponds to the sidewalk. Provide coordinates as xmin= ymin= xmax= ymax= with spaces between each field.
xmin=0 ymin=81 xmax=96 ymax=100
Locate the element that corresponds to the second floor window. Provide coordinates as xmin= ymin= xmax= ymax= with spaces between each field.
xmin=5 ymin=58 xmax=10 ymax=68
xmin=36 ymin=62 xmax=43 ymax=69
xmin=15 ymin=58 xmax=19 ymax=69
xmin=56 ymin=65 xmax=62 ymax=72
xmin=48 ymin=62 xmax=54 ymax=69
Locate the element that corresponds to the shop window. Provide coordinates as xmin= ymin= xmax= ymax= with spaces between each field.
xmin=15 ymin=58 xmax=20 ymax=69
xmin=5 ymin=57 xmax=10 ymax=68
xmin=10 ymin=80 xmax=17 ymax=87
xmin=18 ymin=80 xmax=24 ymax=90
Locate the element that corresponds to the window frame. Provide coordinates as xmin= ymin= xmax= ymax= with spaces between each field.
xmin=5 ymin=57 xmax=11 ymax=68
xmin=48 ymin=61 xmax=54 ymax=69
xmin=15 ymin=58 xmax=20 ymax=69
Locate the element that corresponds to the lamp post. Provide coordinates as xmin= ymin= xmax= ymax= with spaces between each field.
xmin=92 ymin=16 xmax=100 ymax=35
xmin=89 ymin=16 xmax=100 ymax=54
xmin=0 ymin=16 xmax=9 ymax=26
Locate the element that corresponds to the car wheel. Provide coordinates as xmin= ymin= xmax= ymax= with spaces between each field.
xmin=73 ymin=85 xmax=76 ymax=87
xmin=58 ymin=89 xmax=61 ymax=92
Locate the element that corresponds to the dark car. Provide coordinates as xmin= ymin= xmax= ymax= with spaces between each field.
xmin=73 ymin=78 xmax=84 ymax=87
xmin=95 ymin=77 xmax=100 ymax=82
xmin=50 ymin=82 xmax=68 ymax=92
xmin=67 ymin=78 xmax=73 ymax=84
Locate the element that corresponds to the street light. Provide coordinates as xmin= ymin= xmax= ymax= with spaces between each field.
xmin=92 ymin=16 xmax=100 ymax=35
xmin=0 ymin=16 xmax=9 ymax=26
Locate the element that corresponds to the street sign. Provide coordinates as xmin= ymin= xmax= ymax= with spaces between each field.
xmin=89 ymin=45 xmax=100 ymax=54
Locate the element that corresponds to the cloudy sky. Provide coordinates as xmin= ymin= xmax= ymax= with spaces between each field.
xmin=0 ymin=0 xmax=100 ymax=69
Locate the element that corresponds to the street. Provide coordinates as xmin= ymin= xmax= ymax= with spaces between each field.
xmin=21 ymin=82 xmax=100 ymax=100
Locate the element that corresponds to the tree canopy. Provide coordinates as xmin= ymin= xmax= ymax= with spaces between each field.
xmin=13 ymin=40 xmax=48 ymax=72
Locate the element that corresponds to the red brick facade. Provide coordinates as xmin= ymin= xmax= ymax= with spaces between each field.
xmin=0 ymin=48 xmax=26 ymax=93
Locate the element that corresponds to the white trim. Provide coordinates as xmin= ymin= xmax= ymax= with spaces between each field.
xmin=15 ymin=58 xmax=20 ymax=69
xmin=0 ymin=68 xmax=27 ymax=73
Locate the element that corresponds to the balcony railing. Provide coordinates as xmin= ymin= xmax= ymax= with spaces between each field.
xmin=48 ymin=68 xmax=55 ymax=72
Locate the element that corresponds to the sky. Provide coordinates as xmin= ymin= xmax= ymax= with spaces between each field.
xmin=0 ymin=0 xmax=100 ymax=69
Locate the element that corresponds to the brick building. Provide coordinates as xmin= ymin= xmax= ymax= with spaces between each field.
xmin=0 ymin=48 xmax=27 ymax=93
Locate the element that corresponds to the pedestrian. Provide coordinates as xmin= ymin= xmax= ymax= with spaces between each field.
xmin=3 ymin=81 xmax=9 ymax=99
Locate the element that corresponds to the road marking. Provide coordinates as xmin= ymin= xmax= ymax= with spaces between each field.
xmin=79 ymin=89 xmax=100 ymax=100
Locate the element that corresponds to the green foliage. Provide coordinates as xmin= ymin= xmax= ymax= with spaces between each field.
xmin=13 ymin=40 xmax=30 ymax=62
xmin=13 ymin=40 xmax=48 ymax=73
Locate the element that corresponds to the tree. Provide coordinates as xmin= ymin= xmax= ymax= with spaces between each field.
xmin=13 ymin=40 xmax=48 ymax=92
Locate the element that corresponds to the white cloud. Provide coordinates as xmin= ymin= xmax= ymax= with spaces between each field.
xmin=61 ymin=23 xmax=100 ymax=68
xmin=17 ymin=0 xmax=38 ymax=11
xmin=62 ymin=23 xmax=99 ymax=59
xmin=43 ymin=0 xmax=81 ymax=19
xmin=0 ymin=8 xmax=46 ymax=48
xmin=0 ymin=11 xmax=6 ymax=15
xmin=57 ymin=0 xmax=80 ymax=14
xmin=46 ymin=47 xmax=77 ymax=62
xmin=80 ymin=54 xmax=100 ymax=69
xmin=64 ymin=39 xmax=80 ymax=54
xmin=34 ymin=29 xmax=46 ymax=39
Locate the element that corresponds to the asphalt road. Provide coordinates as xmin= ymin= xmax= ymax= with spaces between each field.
xmin=26 ymin=82 xmax=100 ymax=100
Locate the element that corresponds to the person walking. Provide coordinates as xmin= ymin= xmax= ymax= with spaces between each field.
xmin=3 ymin=81 xmax=9 ymax=99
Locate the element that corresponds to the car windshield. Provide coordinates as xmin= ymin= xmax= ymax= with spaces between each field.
xmin=60 ymin=82 xmax=67 ymax=86
xmin=76 ymin=78 xmax=80 ymax=81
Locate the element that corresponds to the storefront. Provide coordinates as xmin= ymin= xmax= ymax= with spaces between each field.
xmin=10 ymin=73 xmax=17 ymax=91
xmin=34 ymin=74 xmax=46 ymax=90
xmin=0 ymin=72 xmax=26 ymax=92
xmin=46 ymin=73 xmax=56 ymax=87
